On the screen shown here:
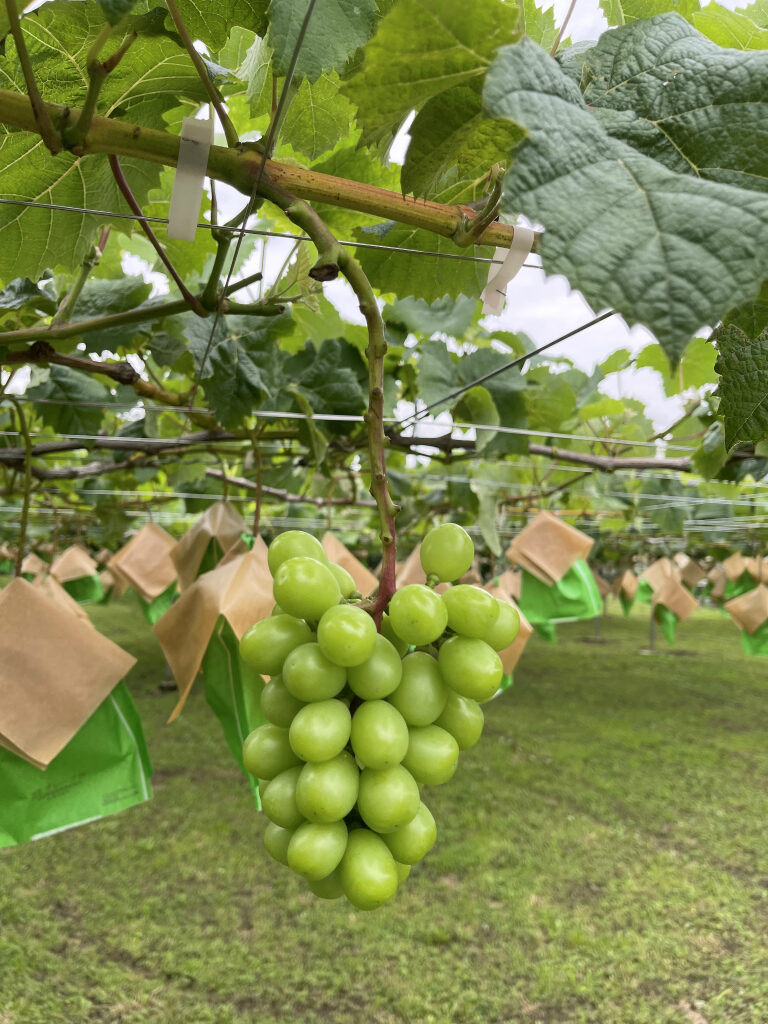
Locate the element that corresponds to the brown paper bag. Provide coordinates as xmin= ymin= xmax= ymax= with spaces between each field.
xmin=156 ymin=549 xmax=275 ymax=722
xmin=640 ymin=557 xmax=680 ymax=593
xmin=743 ymin=556 xmax=768 ymax=584
xmin=20 ymin=552 xmax=45 ymax=578
xmin=217 ymin=531 xmax=270 ymax=570
xmin=322 ymin=532 xmax=378 ymax=597
xmin=49 ymin=545 xmax=99 ymax=583
xmin=612 ymin=569 xmax=638 ymax=599
xmin=723 ymin=552 xmax=748 ymax=582
xmin=171 ymin=500 xmax=246 ymax=592
xmin=591 ymin=569 xmax=611 ymax=598
xmin=0 ymin=578 xmax=135 ymax=768
xmin=652 ymin=578 xmax=698 ymax=621
xmin=673 ymin=554 xmax=705 ymax=589
xmin=108 ymin=523 xmax=177 ymax=602
xmin=707 ymin=565 xmax=727 ymax=601
xmin=496 ymin=568 xmax=522 ymax=601
xmin=505 ymin=510 xmax=593 ymax=585
xmin=32 ymin=574 xmax=94 ymax=627
xmin=725 ymin=584 xmax=768 ymax=634
xmin=396 ymin=544 xmax=426 ymax=587
xmin=484 ymin=581 xmax=533 ymax=674
xmin=95 ymin=548 xmax=113 ymax=568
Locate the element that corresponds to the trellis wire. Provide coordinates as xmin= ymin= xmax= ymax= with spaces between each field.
xmin=0 ymin=197 xmax=540 ymax=269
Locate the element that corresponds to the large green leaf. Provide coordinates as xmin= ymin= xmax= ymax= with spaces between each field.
xmin=723 ymin=280 xmax=768 ymax=339
xmin=343 ymin=0 xmax=520 ymax=147
xmin=635 ymin=337 xmax=717 ymax=396
xmin=714 ymin=322 xmax=768 ymax=448
xmin=599 ymin=0 xmax=700 ymax=26
xmin=267 ymin=0 xmax=379 ymax=82
xmin=383 ymin=295 xmax=479 ymax=339
xmin=517 ymin=0 xmax=561 ymax=49
xmin=582 ymin=15 xmax=768 ymax=193
xmin=401 ymin=81 xmax=524 ymax=199
xmin=484 ymin=36 xmax=768 ymax=364
xmin=691 ymin=3 xmax=768 ymax=49
xmin=173 ymin=0 xmax=268 ymax=52
xmin=27 ymin=365 xmax=112 ymax=436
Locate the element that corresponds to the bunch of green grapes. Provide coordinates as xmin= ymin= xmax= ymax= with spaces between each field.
xmin=240 ymin=524 xmax=519 ymax=911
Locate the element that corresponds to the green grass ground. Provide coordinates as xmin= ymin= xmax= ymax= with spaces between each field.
xmin=2 ymin=599 xmax=768 ymax=1024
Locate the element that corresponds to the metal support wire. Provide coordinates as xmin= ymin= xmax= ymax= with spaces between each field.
xmin=0 ymin=198 xmax=539 ymax=269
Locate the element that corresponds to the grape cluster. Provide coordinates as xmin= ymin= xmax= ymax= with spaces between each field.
xmin=240 ymin=524 xmax=520 ymax=910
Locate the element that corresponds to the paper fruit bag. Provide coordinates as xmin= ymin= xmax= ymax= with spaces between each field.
xmin=20 ymin=551 xmax=45 ymax=581
xmin=652 ymin=579 xmax=698 ymax=645
xmin=109 ymin=523 xmax=178 ymax=624
xmin=612 ymin=569 xmax=638 ymax=617
xmin=0 ymin=579 xmax=152 ymax=847
xmin=49 ymin=545 xmax=104 ymax=604
xmin=155 ymin=549 xmax=273 ymax=800
xmin=172 ymin=500 xmax=246 ymax=592
xmin=637 ymin=557 xmax=679 ymax=604
xmin=725 ymin=584 xmax=768 ymax=656
xmin=0 ymin=542 xmax=13 ymax=574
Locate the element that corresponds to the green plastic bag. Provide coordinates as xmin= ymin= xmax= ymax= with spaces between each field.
xmin=520 ymin=558 xmax=602 ymax=644
xmin=0 ymin=557 xmax=13 ymax=574
xmin=740 ymin=619 xmax=768 ymax=656
xmin=724 ymin=571 xmax=754 ymax=601
xmin=654 ymin=603 xmax=679 ymax=644
xmin=136 ymin=582 xmax=178 ymax=625
xmin=61 ymin=574 xmax=105 ymax=605
xmin=490 ymin=673 xmax=514 ymax=700
xmin=619 ymin=592 xmax=635 ymax=617
xmin=0 ymin=682 xmax=152 ymax=848
xmin=200 ymin=616 xmax=266 ymax=804
xmin=636 ymin=579 xmax=654 ymax=604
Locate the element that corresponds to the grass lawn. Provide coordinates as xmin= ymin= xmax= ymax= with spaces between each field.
xmin=2 ymin=598 xmax=767 ymax=1024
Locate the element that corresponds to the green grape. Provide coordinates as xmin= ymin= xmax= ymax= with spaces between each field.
xmin=268 ymin=530 xmax=328 ymax=575
xmin=441 ymin=584 xmax=499 ymax=639
xmin=357 ymin=764 xmax=420 ymax=833
xmin=350 ymin=700 xmax=409 ymax=769
xmin=273 ymin=557 xmax=341 ymax=622
xmin=420 ymin=523 xmax=474 ymax=582
xmin=387 ymin=584 xmax=448 ymax=646
xmin=402 ymin=725 xmax=459 ymax=786
xmin=295 ymin=751 xmax=359 ymax=823
xmin=435 ymin=690 xmax=484 ymax=750
xmin=271 ymin=603 xmax=285 ymax=616
xmin=340 ymin=829 xmax=399 ymax=910
xmin=328 ymin=562 xmax=357 ymax=598
xmin=282 ymin=643 xmax=346 ymax=702
xmin=242 ymin=724 xmax=301 ymax=780
xmin=307 ymin=868 xmax=345 ymax=900
xmin=289 ymin=699 xmax=351 ymax=762
xmin=240 ymin=614 xmax=313 ymax=676
xmin=380 ymin=614 xmax=409 ymax=657
xmin=261 ymin=765 xmax=304 ymax=829
xmin=388 ymin=651 xmax=448 ymax=726
xmin=317 ymin=604 xmax=377 ymax=667
xmin=260 ymin=676 xmax=306 ymax=728
xmin=264 ymin=822 xmax=295 ymax=865
xmin=394 ymin=861 xmax=411 ymax=885
xmin=347 ymin=634 xmax=403 ymax=700
xmin=287 ymin=820 xmax=348 ymax=881
xmin=485 ymin=600 xmax=520 ymax=651
xmin=438 ymin=637 xmax=503 ymax=702
xmin=382 ymin=802 xmax=437 ymax=864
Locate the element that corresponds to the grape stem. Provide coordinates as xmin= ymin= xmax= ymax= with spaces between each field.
xmin=243 ymin=175 xmax=400 ymax=624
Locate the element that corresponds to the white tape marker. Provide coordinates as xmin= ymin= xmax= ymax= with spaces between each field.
xmin=480 ymin=225 xmax=535 ymax=315
xmin=167 ymin=117 xmax=214 ymax=242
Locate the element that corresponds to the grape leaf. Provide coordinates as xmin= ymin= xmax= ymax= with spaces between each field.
xmin=484 ymin=36 xmax=768 ymax=365
xmin=599 ymin=0 xmax=700 ymax=26
xmin=401 ymin=81 xmax=524 ymax=199
xmin=691 ymin=3 xmax=768 ymax=49
xmin=343 ymin=0 xmax=521 ymax=147
xmin=173 ymin=0 xmax=268 ymax=52
xmin=0 ymin=277 xmax=56 ymax=315
xmin=268 ymin=0 xmax=379 ymax=82
xmin=582 ymin=15 xmax=768 ymax=194
xmin=383 ymin=295 xmax=479 ymax=338
xmin=27 ymin=365 xmax=112 ymax=435
xmin=518 ymin=0 xmax=561 ymax=49
xmin=714 ymin=322 xmax=768 ymax=448
xmin=723 ymin=280 xmax=768 ymax=339
xmin=692 ymin=420 xmax=728 ymax=477
xmin=97 ymin=0 xmax=140 ymax=25
xmin=635 ymin=337 xmax=717 ymax=396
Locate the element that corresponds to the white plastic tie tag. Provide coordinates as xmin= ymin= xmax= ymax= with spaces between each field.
xmin=167 ymin=117 xmax=214 ymax=242
xmin=481 ymin=225 xmax=535 ymax=315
